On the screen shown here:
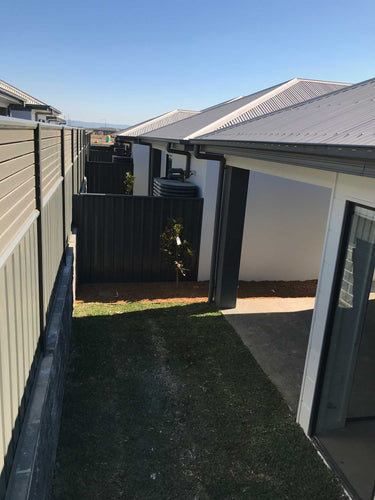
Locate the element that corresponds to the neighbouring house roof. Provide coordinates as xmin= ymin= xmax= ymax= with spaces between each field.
xmin=142 ymin=79 xmax=351 ymax=141
xmin=0 ymin=79 xmax=62 ymax=114
xmin=118 ymin=109 xmax=199 ymax=137
xmin=196 ymin=77 xmax=375 ymax=147
xmin=0 ymin=89 xmax=24 ymax=106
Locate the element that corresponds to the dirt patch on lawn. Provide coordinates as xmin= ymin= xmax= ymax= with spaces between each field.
xmin=76 ymin=280 xmax=317 ymax=304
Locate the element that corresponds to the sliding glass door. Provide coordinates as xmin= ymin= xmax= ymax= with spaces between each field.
xmin=315 ymin=204 xmax=375 ymax=500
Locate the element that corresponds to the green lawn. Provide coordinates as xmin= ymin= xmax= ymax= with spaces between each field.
xmin=53 ymin=301 xmax=344 ymax=499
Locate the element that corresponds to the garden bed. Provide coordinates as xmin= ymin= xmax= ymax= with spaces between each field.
xmin=76 ymin=279 xmax=318 ymax=304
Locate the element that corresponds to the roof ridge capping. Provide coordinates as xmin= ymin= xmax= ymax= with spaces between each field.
xmin=294 ymin=77 xmax=352 ymax=86
xmin=175 ymin=108 xmax=200 ymax=113
xmin=196 ymin=77 xmax=374 ymax=140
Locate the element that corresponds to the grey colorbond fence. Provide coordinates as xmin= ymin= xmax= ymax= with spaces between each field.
xmin=0 ymin=120 xmax=89 ymax=499
xmin=73 ymin=194 xmax=203 ymax=283
xmin=89 ymin=145 xmax=114 ymax=162
xmin=85 ymin=159 xmax=134 ymax=194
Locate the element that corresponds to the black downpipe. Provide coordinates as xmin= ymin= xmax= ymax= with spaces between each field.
xmin=193 ymin=145 xmax=226 ymax=304
xmin=167 ymin=143 xmax=191 ymax=178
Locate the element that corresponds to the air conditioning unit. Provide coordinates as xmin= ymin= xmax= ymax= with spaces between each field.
xmin=153 ymin=178 xmax=198 ymax=198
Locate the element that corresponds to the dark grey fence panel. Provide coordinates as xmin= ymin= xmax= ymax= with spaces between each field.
xmin=73 ymin=194 xmax=203 ymax=283
xmin=41 ymin=184 xmax=64 ymax=325
xmin=64 ymin=129 xmax=72 ymax=169
xmin=0 ymin=122 xmax=89 ymax=497
xmin=89 ymin=145 xmax=114 ymax=162
xmin=40 ymin=127 xmax=61 ymax=199
xmin=85 ymin=160 xmax=134 ymax=194
xmin=72 ymin=130 xmax=78 ymax=194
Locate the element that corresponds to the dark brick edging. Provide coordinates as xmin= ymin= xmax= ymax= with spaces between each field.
xmin=5 ymin=236 xmax=76 ymax=500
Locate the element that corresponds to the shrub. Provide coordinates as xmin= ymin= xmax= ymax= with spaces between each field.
xmin=124 ymin=172 xmax=135 ymax=195
xmin=160 ymin=218 xmax=193 ymax=286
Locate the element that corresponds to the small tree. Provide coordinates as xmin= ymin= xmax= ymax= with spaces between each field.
xmin=124 ymin=172 xmax=135 ymax=195
xmin=160 ymin=218 xmax=193 ymax=287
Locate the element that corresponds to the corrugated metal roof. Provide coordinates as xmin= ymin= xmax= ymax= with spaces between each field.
xmin=197 ymin=78 xmax=375 ymax=147
xmin=143 ymin=79 xmax=350 ymax=140
xmin=144 ymin=82 xmax=287 ymax=140
xmin=118 ymin=109 xmax=199 ymax=137
xmin=0 ymin=79 xmax=46 ymax=106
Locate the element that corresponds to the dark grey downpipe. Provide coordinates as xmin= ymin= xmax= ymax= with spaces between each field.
xmin=167 ymin=143 xmax=191 ymax=178
xmin=193 ymin=144 xmax=226 ymax=304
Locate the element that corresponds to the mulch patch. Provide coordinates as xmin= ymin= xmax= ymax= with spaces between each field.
xmin=76 ymin=280 xmax=318 ymax=304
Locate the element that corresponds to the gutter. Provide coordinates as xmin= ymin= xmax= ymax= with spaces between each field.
xmin=192 ymin=138 xmax=375 ymax=161
xmin=193 ymin=145 xmax=226 ymax=304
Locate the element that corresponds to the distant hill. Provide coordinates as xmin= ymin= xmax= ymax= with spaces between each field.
xmin=67 ymin=119 xmax=131 ymax=130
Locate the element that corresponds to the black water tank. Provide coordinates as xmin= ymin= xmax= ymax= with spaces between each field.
xmin=153 ymin=178 xmax=198 ymax=198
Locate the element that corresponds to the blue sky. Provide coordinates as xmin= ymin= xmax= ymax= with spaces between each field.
xmin=1 ymin=0 xmax=374 ymax=125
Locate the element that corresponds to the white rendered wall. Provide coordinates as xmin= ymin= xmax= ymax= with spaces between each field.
xmin=187 ymin=157 xmax=220 ymax=281
xmin=186 ymin=154 xmax=333 ymax=282
xmin=239 ymin=172 xmax=331 ymax=280
xmin=133 ymin=144 xmax=150 ymax=196
xmin=169 ymin=153 xmax=186 ymax=174
xmin=298 ymin=173 xmax=375 ymax=433
xmin=225 ymin=155 xmax=335 ymax=281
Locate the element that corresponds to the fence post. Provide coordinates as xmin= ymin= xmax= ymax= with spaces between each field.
xmin=78 ymin=130 xmax=81 ymax=190
xmin=34 ymin=124 xmax=46 ymax=352
xmin=61 ymin=128 xmax=66 ymax=260
xmin=82 ymin=130 xmax=85 ymax=183
xmin=71 ymin=129 xmax=75 ymax=194
xmin=81 ymin=131 xmax=83 ymax=185
xmin=86 ymin=132 xmax=90 ymax=162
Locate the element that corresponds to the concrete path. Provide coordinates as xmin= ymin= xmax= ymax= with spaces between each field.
xmin=222 ymin=297 xmax=315 ymax=414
